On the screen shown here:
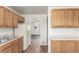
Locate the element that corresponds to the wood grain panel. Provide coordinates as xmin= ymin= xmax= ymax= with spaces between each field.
xmin=51 ymin=40 xmax=77 ymax=53
xmin=51 ymin=9 xmax=65 ymax=27
xmin=0 ymin=7 xmax=4 ymax=27
xmin=66 ymin=9 xmax=74 ymax=27
xmin=73 ymin=9 xmax=79 ymax=27
xmin=4 ymin=9 xmax=13 ymax=27
xmin=51 ymin=40 xmax=61 ymax=53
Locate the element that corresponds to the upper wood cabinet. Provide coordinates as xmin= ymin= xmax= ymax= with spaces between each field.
xmin=0 ymin=7 xmax=5 ymax=27
xmin=51 ymin=9 xmax=65 ymax=27
xmin=0 ymin=6 xmax=25 ymax=28
xmin=66 ymin=9 xmax=74 ymax=27
xmin=51 ymin=9 xmax=79 ymax=28
xmin=73 ymin=9 xmax=79 ymax=27
xmin=18 ymin=15 xmax=25 ymax=23
xmin=12 ymin=13 xmax=18 ymax=28
xmin=4 ymin=9 xmax=13 ymax=27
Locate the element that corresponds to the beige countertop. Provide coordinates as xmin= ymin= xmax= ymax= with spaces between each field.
xmin=51 ymin=35 xmax=79 ymax=40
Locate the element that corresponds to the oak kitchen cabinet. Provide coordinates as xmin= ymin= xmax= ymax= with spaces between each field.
xmin=18 ymin=15 xmax=25 ymax=23
xmin=0 ymin=7 xmax=5 ymax=27
xmin=0 ymin=37 xmax=23 ymax=53
xmin=51 ymin=40 xmax=61 ymax=53
xmin=61 ymin=40 xmax=76 ymax=53
xmin=73 ymin=9 xmax=79 ymax=27
xmin=19 ymin=37 xmax=23 ymax=52
xmin=1 ymin=47 xmax=12 ymax=53
xmin=12 ymin=37 xmax=23 ymax=53
xmin=12 ymin=38 xmax=20 ymax=53
xmin=51 ymin=9 xmax=79 ymax=28
xmin=0 ymin=6 xmax=25 ymax=28
xmin=66 ymin=9 xmax=74 ymax=27
xmin=0 ymin=41 xmax=13 ymax=53
xmin=51 ymin=9 xmax=65 ymax=27
xmin=51 ymin=40 xmax=78 ymax=53
xmin=12 ymin=13 xmax=18 ymax=28
xmin=4 ymin=9 xmax=13 ymax=27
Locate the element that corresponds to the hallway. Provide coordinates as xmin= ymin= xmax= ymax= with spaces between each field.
xmin=26 ymin=45 xmax=48 ymax=53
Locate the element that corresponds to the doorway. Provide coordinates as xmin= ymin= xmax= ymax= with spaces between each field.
xmin=26 ymin=15 xmax=48 ymax=53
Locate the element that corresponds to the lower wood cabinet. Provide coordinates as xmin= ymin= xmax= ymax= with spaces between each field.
xmin=0 ymin=42 xmax=13 ymax=53
xmin=51 ymin=40 xmax=79 ymax=53
xmin=12 ymin=45 xmax=20 ymax=53
xmin=51 ymin=40 xmax=61 ymax=53
xmin=1 ymin=47 xmax=12 ymax=53
xmin=61 ymin=41 xmax=76 ymax=53
xmin=12 ymin=38 xmax=20 ymax=53
xmin=0 ymin=37 xmax=23 ymax=53
xmin=19 ymin=37 xmax=23 ymax=52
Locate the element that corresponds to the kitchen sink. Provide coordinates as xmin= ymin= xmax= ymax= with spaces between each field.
xmin=0 ymin=39 xmax=8 ymax=44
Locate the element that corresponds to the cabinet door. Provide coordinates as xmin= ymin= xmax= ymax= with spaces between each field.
xmin=0 ymin=7 xmax=4 ymax=27
xmin=51 ymin=9 xmax=65 ymax=27
xmin=18 ymin=16 xmax=24 ymax=23
xmin=19 ymin=37 xmax=23 ymax=53
xmin=1 ymin=47 xmax=12 ymax=53
xmin=4 ymin=9 xmax=13 ymax=27
xmin=12 ymin=45 xmax=20 ymax=53
xmin=51 ymin=40 xmax=76 ymax=53
xmin=61 ymin=41 xmax=76 ymax=53
xmin=12 ymin=39 xmax=20 ymax=53
xmin=12 ymin=13 xmax=18 ymax=28
xmin=64 ymin=9 xmax=68 ymax=27
xmin=73 ymin=9 xmax=79 ymax=27
xmin=66 ymin=9 xmax=74 ymax=27
xmin=51 ymin=40 xmax=61 ymax=53
xmin=0 ymin=42 xmax=12 ymax=53
xmin=76 ymin=41 xmax=79 ymax=52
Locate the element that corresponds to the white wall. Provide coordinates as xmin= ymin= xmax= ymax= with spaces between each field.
xmin=15 ymin=15 xmax=31 ymax=50
xmin=26 ymin=14 xmax=48 ymax=45
xmin=40 ymin=15 xmax=48 ymax=45
xmin=15 ymin=23 xmax=27 ymax=50
xmin=0 ymin=28 xmax=13 ymax=36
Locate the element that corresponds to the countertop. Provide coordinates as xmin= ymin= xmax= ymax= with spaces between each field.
xmin=0 ymin=36 xmax=23 ymax=46
xmin=0 ymin=32 xmax=12 ymax=38
xmin=51 ymin=35 xmax=79 ymax=40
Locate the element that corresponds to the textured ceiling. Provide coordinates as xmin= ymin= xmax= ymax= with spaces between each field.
xmin=8 ymin=6 xmax=48 ymax=15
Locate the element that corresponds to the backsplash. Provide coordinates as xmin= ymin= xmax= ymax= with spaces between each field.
xmin=51 ymin=28 xmax=79 ymax=36
xmin=0 ymin=28 xmax=13 ymax=36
